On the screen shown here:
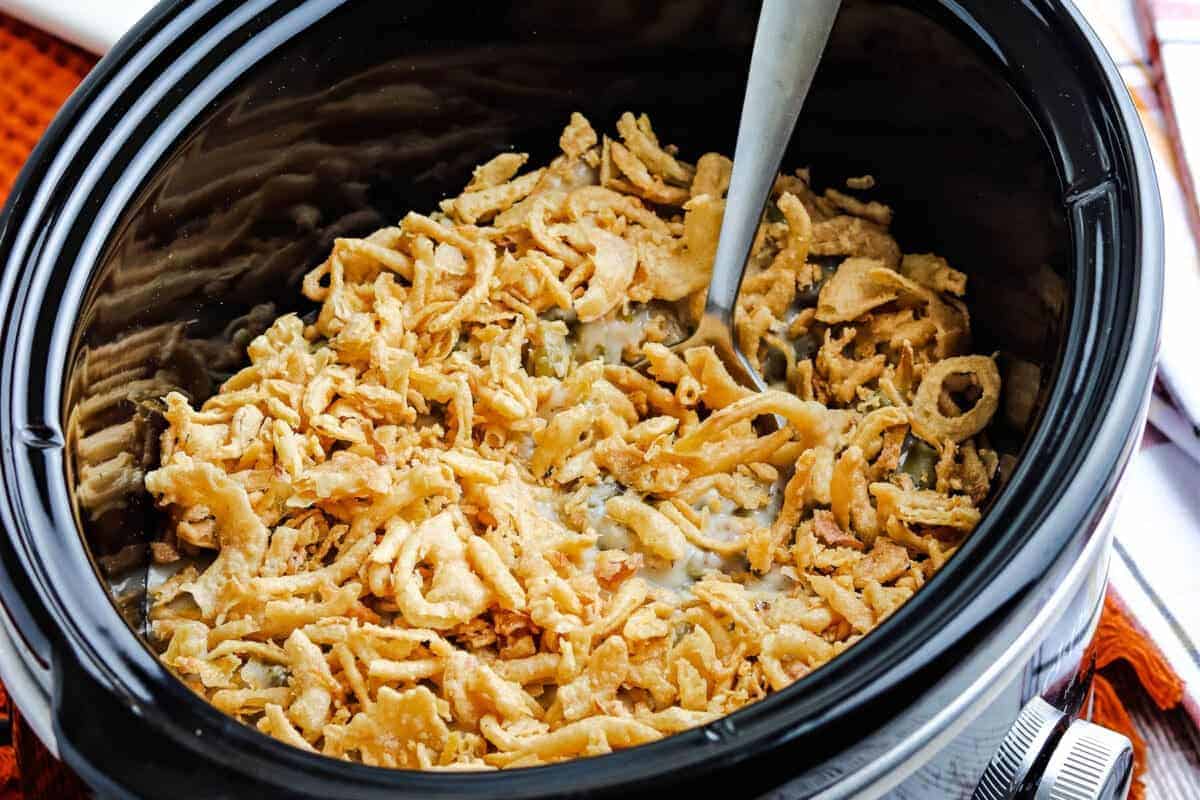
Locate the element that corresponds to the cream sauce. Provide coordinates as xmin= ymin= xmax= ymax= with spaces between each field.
xmin=573 ymin=310 xmax=651 ymax=364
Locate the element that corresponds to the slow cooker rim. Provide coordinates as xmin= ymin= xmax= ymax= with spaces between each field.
xmin=0 ymin=0 xmax=204 ymax=679
xmin=0 ymin=0 xmax=1163 ymax=796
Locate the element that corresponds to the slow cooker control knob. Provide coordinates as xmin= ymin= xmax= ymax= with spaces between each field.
xmin=1034 ymin=719 xmax=1134 ymax=800
xmin=973 ymin=697 xmax=1068 ymax=800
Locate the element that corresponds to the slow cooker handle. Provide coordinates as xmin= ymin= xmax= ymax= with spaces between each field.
xmin=972 ymin=697 xmax=1133 ymax=800
xmin=1033 ymin=720 xmax=1133 ymax=800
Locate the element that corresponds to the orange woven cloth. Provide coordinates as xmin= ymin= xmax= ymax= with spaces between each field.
xmin=0 ymin=13 xmax=93 ymax=198
xmin=0 ymin=10 xmax=1185 ymax=800
xmin=0 ymin=18 xmax=95 ymax=800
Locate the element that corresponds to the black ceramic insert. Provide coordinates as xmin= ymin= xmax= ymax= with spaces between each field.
xmin=0 ymin=1 xmax=1161 ymax=798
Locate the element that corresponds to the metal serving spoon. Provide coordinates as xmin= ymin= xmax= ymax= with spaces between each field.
xmin=669 ymin=0 xmax=841 ymax=392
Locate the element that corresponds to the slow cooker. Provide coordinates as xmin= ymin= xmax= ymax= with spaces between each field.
xmin=0 ymin=1 xmax=1163 ymax=797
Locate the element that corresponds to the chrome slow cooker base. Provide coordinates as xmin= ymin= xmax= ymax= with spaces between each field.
xmin=0 ymin=1 xmax=1163 ymax=797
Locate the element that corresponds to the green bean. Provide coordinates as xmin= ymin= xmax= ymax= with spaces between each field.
xmin=898 ymin=435 xmax=938 ymax=489
xmin=267 ymin=665 xmax=290 ymax=688
xmin=528 ymin=327 xmax=570 ymax=378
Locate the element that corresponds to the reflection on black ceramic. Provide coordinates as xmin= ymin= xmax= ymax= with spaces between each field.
xmin=0 ymin=1 xmax=1161 ymax=798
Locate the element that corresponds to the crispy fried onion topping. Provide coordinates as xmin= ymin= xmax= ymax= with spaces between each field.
xmin=143 ymin=113 xmax=1001 ymax=770
xmin=911 ymin=355 xmax=1001 ymax=444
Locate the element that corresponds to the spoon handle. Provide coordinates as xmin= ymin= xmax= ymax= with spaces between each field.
xmin=704 ymin=0 xmax=841 ymax=329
